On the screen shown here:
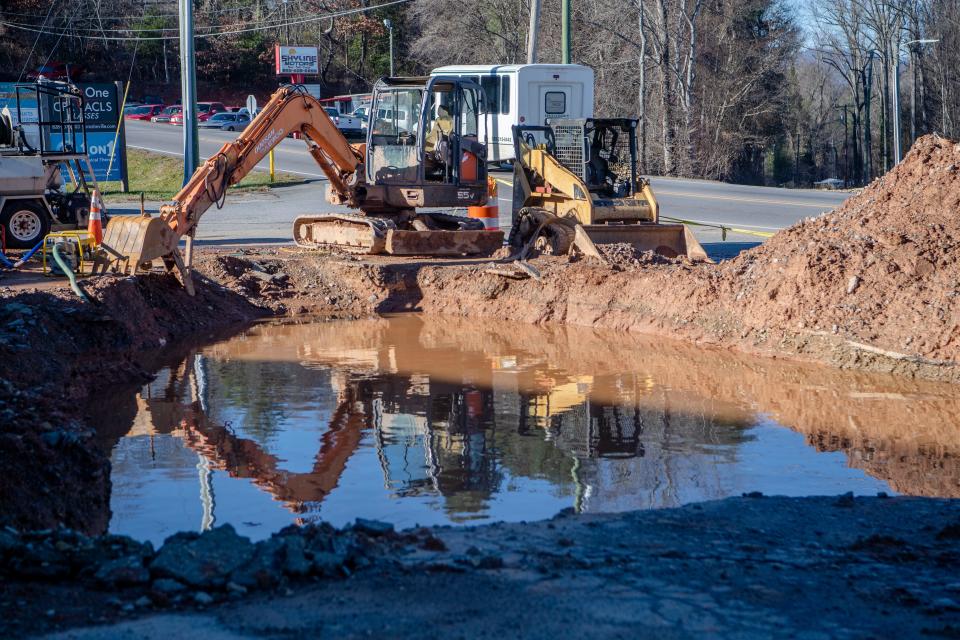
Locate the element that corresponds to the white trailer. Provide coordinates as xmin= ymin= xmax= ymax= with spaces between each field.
xmin=430 ymin=64 xmax=594 ymax=163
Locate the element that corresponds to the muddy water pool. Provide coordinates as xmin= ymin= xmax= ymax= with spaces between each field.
xmin=101 ymin=315 xmax=960 ymax=544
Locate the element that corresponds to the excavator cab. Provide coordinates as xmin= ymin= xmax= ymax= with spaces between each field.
xmin=363 ymin=76 xmax=488 ymax=209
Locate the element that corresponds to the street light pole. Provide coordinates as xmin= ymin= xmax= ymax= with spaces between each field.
xmin=383 ymin=19 xmax=394 ymax=76
xmin=893 ymin=38 xmax=939 ymax=165
xmin=526 ymin=0 xmax=541 ymax=64
xmin=178 ymin=0 xmax=198 ymax=185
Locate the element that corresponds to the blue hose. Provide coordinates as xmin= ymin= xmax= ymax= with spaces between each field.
xmin=0 ymin=249 xmax=13 ymax=269
xmin=52 ymin=242 xmax=89 ymax=303
xmin=12 ymin=239 xmax=45 ymax=268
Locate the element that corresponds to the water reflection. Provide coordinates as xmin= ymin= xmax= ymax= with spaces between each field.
xmin=103 ymin=315 xmax=960 ymax=543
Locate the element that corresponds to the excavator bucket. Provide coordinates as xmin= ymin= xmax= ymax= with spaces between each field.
xmin=577 ymin=223 xmax=711 ymax=262
xmin=100 ymin=215 xmax=178 ymax=273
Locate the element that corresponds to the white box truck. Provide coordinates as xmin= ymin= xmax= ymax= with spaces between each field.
xmin=430 ymin=64 xmax=594 ymax=163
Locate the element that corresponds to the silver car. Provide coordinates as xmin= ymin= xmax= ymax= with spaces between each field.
xmin=198 ymin=112 xmax=251 ymax=132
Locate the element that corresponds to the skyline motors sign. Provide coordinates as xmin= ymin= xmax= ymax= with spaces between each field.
xmin=275 ymin=45 xmax=319 ymax=75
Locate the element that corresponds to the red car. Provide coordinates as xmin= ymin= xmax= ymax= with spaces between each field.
xmin=197 ymin=102 xmax=227 ymax=121
xmin=125 ymin=104 xmax=165 ymax=120
xmin=169 ymin=103 xmax=227 ymax=124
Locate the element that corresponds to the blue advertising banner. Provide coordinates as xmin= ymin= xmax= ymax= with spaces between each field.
xmin=0 ymin=81 xmax=127 ymax=183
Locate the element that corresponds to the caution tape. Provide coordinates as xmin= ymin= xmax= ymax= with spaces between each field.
xmin=659 ymin=215 xmax=776 ymax=240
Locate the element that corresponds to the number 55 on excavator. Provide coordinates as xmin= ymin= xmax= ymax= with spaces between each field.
xmin=99 ymin=77 xmax=504 ymax=294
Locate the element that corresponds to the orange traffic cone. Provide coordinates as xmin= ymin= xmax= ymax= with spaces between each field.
xmin=88 ymin=189 xmax=103 ymax=244
xmin=468 ymin=176 xmax=500 ymax=231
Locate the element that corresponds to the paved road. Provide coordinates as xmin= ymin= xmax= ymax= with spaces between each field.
xmin=121 ymin=120 xmax=852 ymax=249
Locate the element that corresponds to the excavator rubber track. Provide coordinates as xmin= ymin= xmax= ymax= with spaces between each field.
xmin=294 ymin=212 xmax=504 ymax=257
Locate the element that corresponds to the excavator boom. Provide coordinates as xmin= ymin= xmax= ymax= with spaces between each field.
xmin=100 ymin=86 xmax=365 ymax=288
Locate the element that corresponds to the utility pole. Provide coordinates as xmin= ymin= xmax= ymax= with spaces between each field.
xmin=892 ymin=43 xmax=901 ymax=165
xmin=179 ymin=0 xmax=198 ymax=184
xmin=383 ymin=19 xmax=394 ymax=76
xmin=863 ymin=51 xmax=875 ymax=183
xmin=526 ymin=0 xmax=541 ymax=64
xmin=561 ymin=0 xmax=571 ymax=64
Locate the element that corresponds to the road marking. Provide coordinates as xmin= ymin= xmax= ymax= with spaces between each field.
xmin=494 ymin=177 xmax=833 ymax=212
xmin=128 ymin=144 xmax=329 ymax=179
xmin=654 ymin=189 xmax=836 ymax=209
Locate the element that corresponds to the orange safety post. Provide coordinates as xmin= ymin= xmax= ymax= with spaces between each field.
xmin=468 ymin=176 xmax=500 ymax=231
xmin=87 ymin=189 xmax=104 ymax=244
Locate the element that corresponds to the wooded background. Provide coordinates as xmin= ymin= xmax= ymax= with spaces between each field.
xmin=1 ymin=0 xmax=958 ymax=186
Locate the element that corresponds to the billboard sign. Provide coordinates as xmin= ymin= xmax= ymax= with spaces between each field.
xmin=0 ymin=81 xmax=126 ymax=183
xmin=275 ymin=45 xmax=319 ymax=75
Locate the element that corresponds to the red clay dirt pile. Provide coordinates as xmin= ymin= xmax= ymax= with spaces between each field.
xmin=710 ymin=133 xmax=959 ymax=366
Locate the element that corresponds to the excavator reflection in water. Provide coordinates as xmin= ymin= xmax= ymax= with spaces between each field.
xmin=110 ymin=315 xmax=960 ymax=535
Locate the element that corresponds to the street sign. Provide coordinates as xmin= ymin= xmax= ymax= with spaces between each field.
xmin=246 ymin=94 xmax=257 ymax=116
xmin=274 ymin=45 xmax=319 ymax=75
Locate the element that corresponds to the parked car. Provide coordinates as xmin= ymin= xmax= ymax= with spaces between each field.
xmin=196 ymin=102 xmax=227 ymax=121
xmin=324 ymin=107 xmax=363 ymax=137
xmin=170 ymin=103 xmax=226 ymax=126
xmin=26 ymin=62 xmax=84 ymax=82
xmin=124 ymin=104 xmax=165 ymax=121
xmin=151 ymin=105 xmax=182 ymax=123
xmin=814 ymin=178 xmax=845 ymax=190
xmin=123 ymin=102 xmax=144 ymax=114
xmin=198 ymin=112 xmax=251 ymax=131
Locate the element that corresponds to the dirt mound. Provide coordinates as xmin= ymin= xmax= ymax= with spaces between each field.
xmin=712 ymin=134 xmax=960 ymax=363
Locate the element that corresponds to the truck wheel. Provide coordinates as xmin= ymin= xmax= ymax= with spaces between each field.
xmin=1 ymin=200 xmax=50 ymax=249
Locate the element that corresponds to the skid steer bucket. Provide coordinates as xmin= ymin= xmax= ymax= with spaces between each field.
xmin=577 ymin=223 xmax=711 ymax=262
xmin=100 ymin=215 xmax=178 ymax=273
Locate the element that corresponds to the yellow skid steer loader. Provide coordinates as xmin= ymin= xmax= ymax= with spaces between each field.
xmin=509 ymin=119 xmax=709 ymax=262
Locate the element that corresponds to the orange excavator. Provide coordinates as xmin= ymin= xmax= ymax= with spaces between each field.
xmin=100 ymin=78 xmax=503 ymax=294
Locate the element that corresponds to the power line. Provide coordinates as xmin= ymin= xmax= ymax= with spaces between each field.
xmin=0 ymin=4 xmax=272 ymax=20
xmin=0 ymin=0 xmax=411 ymax=40
xmin=16 ymin=0 xmax=57 ymax=81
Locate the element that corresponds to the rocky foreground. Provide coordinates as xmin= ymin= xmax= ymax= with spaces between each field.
xmin=0 ymin=495 xmax=954 ymax=638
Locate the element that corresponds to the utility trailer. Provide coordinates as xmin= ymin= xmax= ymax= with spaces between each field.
xmin=0 ymin=80 xmax=99 ymax=248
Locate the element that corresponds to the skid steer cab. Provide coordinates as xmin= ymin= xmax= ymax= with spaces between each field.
xmin=509 ymin=118 xmax=708 ymax=261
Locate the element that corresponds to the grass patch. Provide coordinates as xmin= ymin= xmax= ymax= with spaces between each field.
xmin=100 ymin=148 xmax=304 ymax=202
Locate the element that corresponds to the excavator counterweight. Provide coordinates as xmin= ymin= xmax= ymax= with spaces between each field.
xmin=99 ymin=79 xmax=503 ymax=292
